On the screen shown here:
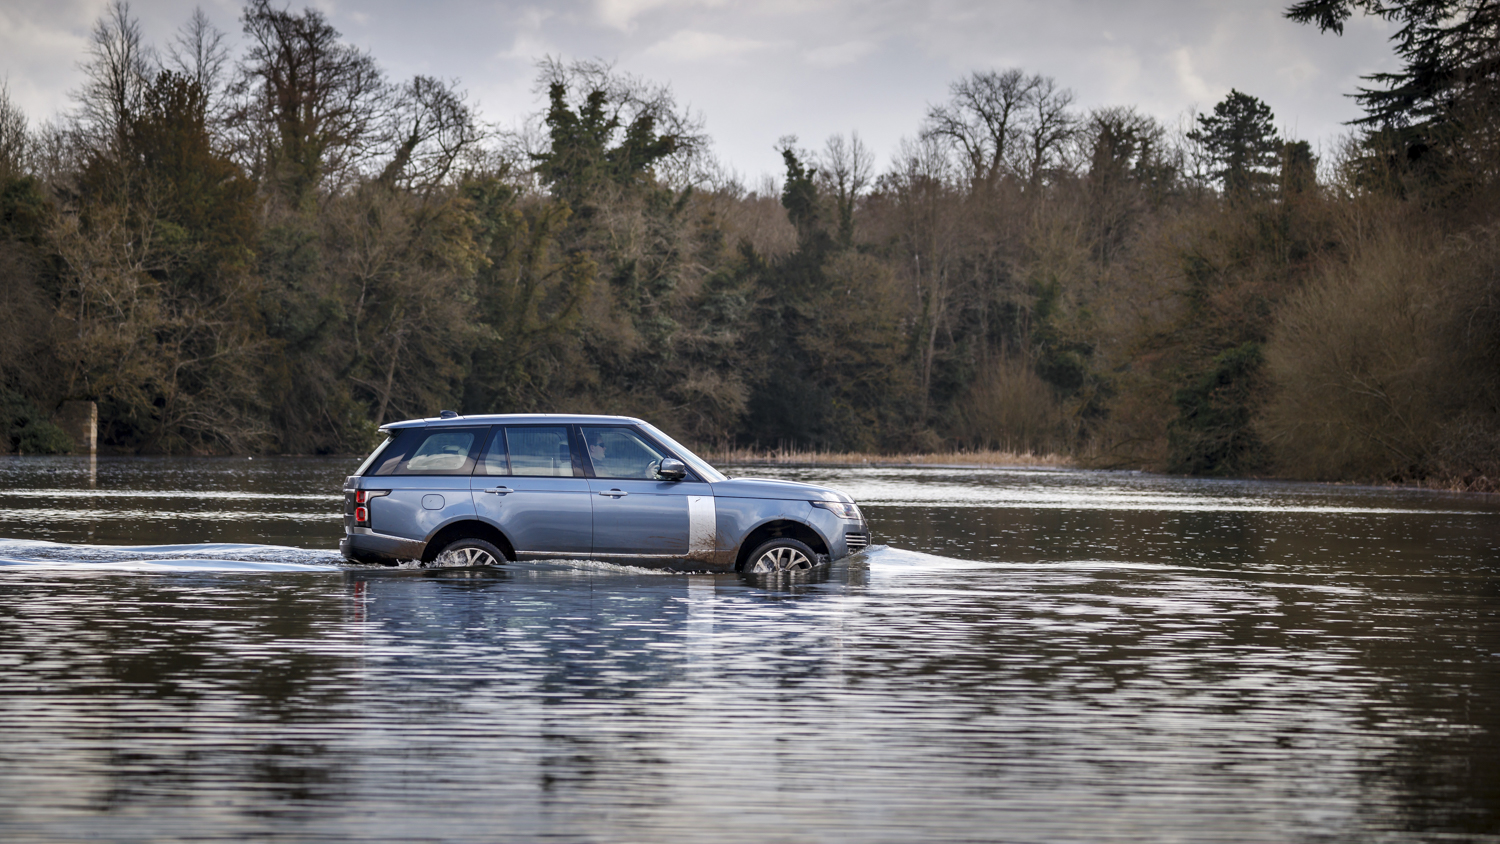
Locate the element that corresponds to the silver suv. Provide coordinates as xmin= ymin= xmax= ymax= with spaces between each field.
xmin=340 ymin=413 xmax=870 ymax=572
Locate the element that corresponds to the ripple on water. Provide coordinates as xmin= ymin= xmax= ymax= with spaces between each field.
xmin=0 ymin=460 xmax=1497 ymax=842
xmin=0 ymin=539 xmax=345 ymax=571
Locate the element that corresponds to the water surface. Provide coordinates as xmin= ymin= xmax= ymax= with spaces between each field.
xmin=1 ymin=456 xmax=1497 ymax=842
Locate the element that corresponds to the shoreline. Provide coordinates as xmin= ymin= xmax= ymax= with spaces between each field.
xmin=6 ymin=450 xmax=1491 ymax=494
xmin=704 ymin=450 xmax=1499 ymax=494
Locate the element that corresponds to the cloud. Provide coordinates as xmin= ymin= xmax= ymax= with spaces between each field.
xmin=1091 ymin=45 xmax=1143 ymax=104
xmin=0 ymin=0 xmax=95 ymax=120
xmin=494 ymin=6 xmax=558 ymax=61
xmin=1170 ymin=46 xmax=1218 ymax=105
xmin=0 ymin=0 xmax=1406 ymax=182
xmin=644 ymin=29 xmax=774 ymax=62
xmin=805 ymin=40 xmax=876 ymax=68
xmin=596 ymin=0 xmax=664 ymax=31
xmin=595 ymin=0 xmax=726 ymax=32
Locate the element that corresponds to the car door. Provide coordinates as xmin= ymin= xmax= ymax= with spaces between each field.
xmin=579 ymin=425 xmax=704 ymax=561
xmin=470 ymin=425 xmax=593 ymax=557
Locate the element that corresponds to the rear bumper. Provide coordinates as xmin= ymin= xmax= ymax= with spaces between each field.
xmin=341 ymin=530 xmax=426 ymax=565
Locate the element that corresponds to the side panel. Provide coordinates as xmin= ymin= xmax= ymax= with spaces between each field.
xmin=713 ymin=496 xmax=792 ymax=564
xmin=367 ymin=475 xmax=476 ymax=542
xmin=715 ymin=497 xmax=840 ymax=565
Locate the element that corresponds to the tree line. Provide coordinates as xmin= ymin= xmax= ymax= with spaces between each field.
xmin=1 ymin=0 xmax=1497 ymax=490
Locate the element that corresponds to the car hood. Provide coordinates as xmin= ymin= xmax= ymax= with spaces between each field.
xmin=709 ymin=477 xmax=854 ymax=503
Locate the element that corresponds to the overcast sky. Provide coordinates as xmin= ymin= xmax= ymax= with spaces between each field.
xmin=0 ymin=0 xmax=1401 ymax=182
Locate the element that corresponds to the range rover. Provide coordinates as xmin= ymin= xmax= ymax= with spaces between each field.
xmin=340 ymin=413 xmax=871 ymax=573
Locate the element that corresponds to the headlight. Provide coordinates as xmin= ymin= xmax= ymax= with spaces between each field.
xmin=811 ymin=500 xmax=862 ymax=520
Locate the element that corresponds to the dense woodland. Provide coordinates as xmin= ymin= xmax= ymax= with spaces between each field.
xmin=2 ymin=0 xmax=1499 ymax=489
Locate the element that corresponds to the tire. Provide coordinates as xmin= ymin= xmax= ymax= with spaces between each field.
xmin=745 ymin=537 xmax=817 ymax=573
xmin=433 ymin=537 xmax=504 ymax=568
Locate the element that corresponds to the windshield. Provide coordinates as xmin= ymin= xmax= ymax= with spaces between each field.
xmin=639 ymin=423 xmax=726 ymax=483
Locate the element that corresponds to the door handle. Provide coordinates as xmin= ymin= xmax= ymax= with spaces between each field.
xmin=483 ymin=487 xmax=514 ymax=495
xmin=598 ymin=489 xmax=628 ymax=498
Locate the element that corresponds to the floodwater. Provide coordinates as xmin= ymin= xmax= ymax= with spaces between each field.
xmin=1 ymin=456 xmax=1497 ymax=843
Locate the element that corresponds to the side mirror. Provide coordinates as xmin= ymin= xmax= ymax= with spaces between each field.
xmin=657 ymin=457 xmax=687 ymax=481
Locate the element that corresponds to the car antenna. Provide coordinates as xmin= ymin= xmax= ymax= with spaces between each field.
xmin=438 ymin=410 xmax=460 ymax=419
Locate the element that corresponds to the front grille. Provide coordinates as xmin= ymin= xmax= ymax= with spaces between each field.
xmin=845 ymin=531 xmax=869 ymax=551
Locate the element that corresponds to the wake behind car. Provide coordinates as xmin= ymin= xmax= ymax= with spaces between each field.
xmin=340 ymin=413 xmax=871 ymax=572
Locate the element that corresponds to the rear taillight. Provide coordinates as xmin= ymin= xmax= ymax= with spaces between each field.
xmin=349 ymin=489 xmax=387 ymax=527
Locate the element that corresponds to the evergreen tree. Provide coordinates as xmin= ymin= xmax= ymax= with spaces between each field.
xmin=1188 ymin=90 xmax=1281 ymax=198
xmin=1287 ymin=1 xmax=1500 ymax=129
xmin=780 ymin=146 xmax=830 ymax=254
xmin=1287 ymin=0 xmax=1500 ymax=177
xmin=532 ymin=81 xmax=679 ymax=208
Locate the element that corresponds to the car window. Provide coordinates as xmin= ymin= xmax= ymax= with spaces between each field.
xmin=368 ymin=428 xmax=421 ymax=476
xmin=638 ymin=423 xmax=725 ymax=482
xmin=505 ymin=426 xmax=574 ymax=477
xmin=355 ymin=436 xmax=394 ymax=476
xmin=390 ymin=429 xmax=482 ymax=476
xmin=581 ymin=426 xmax=671 ymax=480
xmin=475 ymin=427 xmax=509 ymax=476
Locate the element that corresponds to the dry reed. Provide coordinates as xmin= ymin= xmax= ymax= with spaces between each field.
xmin=704 ymin=447 xmax=1073 ymax=469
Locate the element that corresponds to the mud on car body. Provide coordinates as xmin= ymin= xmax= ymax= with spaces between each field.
xmin=341 ymin=413 xmax=871 ymax=572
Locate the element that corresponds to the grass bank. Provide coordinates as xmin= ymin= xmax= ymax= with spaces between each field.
xmin=705 ymin=447 xmax=1073 ymax=469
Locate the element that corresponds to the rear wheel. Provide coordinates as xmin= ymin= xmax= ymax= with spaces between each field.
xmin=433 ymin=537 xmax=504 ymax=567
xmin=746 ymin=538 xmax=817 ymax=573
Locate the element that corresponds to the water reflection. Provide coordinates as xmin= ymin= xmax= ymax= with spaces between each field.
xmin=0 ymin=458 xmax=1497 ymax=841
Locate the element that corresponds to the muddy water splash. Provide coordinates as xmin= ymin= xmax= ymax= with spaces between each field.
xmin=0 ymin=456 xmax=1497 ymax=842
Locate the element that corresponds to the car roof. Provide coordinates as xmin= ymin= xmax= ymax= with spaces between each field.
xmin=379 ymin=413 xmax=647 ymax=432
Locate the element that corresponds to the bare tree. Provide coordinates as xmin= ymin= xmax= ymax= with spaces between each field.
xmin=74 ymin=0 xmax=155 ymax=158
xmin=1172 ymin=108 xmax=1216 ymax=199
xmin=1018 ymin=76 xmax=1077 ymax=187
xmin=0 ymin=80 xmax=29 ymax=178
xmin=25 ymin=120 xmax=81 ymax=186
xmin=923 ymin=69 xmax=1035 ymax=190
xmin=818 ymin=132 xmax=873 ymax=247
xmin=883 ymin=134 xmax=963 ymax=417
xmin=381 ymin=76 xmax=483 ymax=193
xmin=232 ymin=0 xmax=391 ymax=202
xmin=165 ymin=8 xmax=230 ymax=124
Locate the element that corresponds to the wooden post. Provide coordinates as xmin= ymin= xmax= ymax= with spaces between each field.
xmin=55 ymin=401 xmax=97 ymax=457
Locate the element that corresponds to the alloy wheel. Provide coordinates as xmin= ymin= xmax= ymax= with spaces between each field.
xmin=751 ymin=546 xmax=814 ymax=573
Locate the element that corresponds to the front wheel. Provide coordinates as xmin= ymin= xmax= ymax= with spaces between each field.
xmin=746 ymin=538 xmax=817 ymax=573
xmin=433 ymin=537 xmax=504 ymax=567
